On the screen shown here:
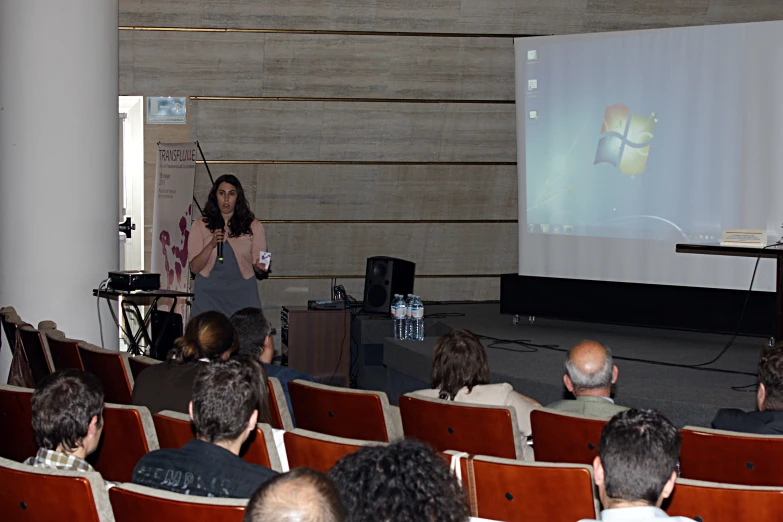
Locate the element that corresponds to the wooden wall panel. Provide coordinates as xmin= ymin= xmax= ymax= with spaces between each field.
xmin=119 ymin=0 xmax=588 ymax=35
xmin=706 ymin=1 xmax=783 ymax=24
xmin=582 ymin=0 xmax=710 ymax=32
xmin=120 ymin=31 xmax=514 ymax=100
xmin=194 ymin=164 xmax=517 ymax=221
xmin=262 ymin=223 xmax=517 ymax=276
xmin=190 ymin=100 xmax=516 ymax=162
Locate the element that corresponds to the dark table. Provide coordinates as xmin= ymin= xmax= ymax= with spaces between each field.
xmin=93 ymin=288 xmax=193 ymax=356
xmin=676 ymin=243 xmax=783 ymax=340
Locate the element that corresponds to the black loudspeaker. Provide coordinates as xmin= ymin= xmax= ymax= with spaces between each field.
xmin=151 ymin=310 xmax=183 ymax=361
xmin=362 ymin=256 xmax=416 ymax=315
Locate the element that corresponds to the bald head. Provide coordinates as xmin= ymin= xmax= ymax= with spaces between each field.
xmin=244 ymin=468 xmax=345 ymax=522
xmin=564 ymin=341 xmax=617 ymax=396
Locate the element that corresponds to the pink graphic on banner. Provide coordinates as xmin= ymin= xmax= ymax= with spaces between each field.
xmin=158 ymin=204 xmax=192 ymax=318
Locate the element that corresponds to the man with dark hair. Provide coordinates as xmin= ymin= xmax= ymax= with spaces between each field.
xmin=230 ymin=307 xmax=315 ymax=425
xmin=547 ymin=341 xmax=628 ymax=417
xmin=131 ymin=355 xmax=277 ymax=498
xmin=329 ymin=439 xmax=469 ymax=522
xmin=712 ymin=342 xmax=783 ymax=434
xmin=244 ymin=467 xmax=345 ymax=522
xmin=579 ymin=409 xmax=694 ymax=522
xmin=25 ymin=369 xmax=104 ymax=473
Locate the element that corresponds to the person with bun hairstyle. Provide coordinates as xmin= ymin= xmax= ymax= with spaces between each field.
xmin=188 ymin=174 xmax=269 ymax=318
xmin=132 ymin=311 xmax=239 ymax=415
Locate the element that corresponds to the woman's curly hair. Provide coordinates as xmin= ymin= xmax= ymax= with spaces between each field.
xmin=329 ymin=439 xmax=469 ymax=522
xmin=202 ymin=174 xmax=255 ymax=237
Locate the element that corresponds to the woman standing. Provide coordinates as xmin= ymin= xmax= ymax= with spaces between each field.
xmin=188 ymin=174 xmax=269 ymax=318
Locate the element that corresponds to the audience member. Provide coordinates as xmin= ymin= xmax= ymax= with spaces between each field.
xmin=579 ymin=409 xmax=694 ymax=522
xmin=25 ymin=370 xmax=104 ymax=474
xmin=411 ymin=329 xmax=540 ymax=458
xmin=330 ymin=439 xmax=469 ymax=522
xmin=231 ymin=306 xmax=315 ymax=426
xmin=132 ymin=355 xmax=277 ymax=497
xmin=132 ymin=311 xmax=237 ymax=415
xmin=712 ymin=342 xmax=783 ymax=434
xmin=547 ymin=340 xmax=628 ymax=417
xmin=244 ymin=467 xmax=345 ymax=522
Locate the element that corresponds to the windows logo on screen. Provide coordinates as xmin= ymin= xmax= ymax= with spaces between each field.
xmin=594 ymin=104 xmax=656 ymax=176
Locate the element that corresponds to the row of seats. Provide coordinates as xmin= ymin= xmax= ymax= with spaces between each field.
xmin=6 ymin=312 xmax=783 ymax=489
xmin=4 ymin=443 xmax=783 ymax=522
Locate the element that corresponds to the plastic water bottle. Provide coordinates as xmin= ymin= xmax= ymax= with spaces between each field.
xmin=410 ymin=295 xmax=424 ymax=341
xmin=405 ymin=294 xmax=414 ymax=340
xmin=391 ymin=294 xmax=406 ymax=340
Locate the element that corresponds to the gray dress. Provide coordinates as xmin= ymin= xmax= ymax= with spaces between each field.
xmin=190 ymin=241 xmax=261 ymax=319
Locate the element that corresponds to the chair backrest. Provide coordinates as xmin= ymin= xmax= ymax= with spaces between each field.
xmin=17 ymin=326 xmax=53 ymax=385
xmin=451 ymin=453 xmax=599 ymax=522
xmin=0 ymin=455 xmax=114 ymax=522
xmin=666 ymin=478 xmax=783 ymax=521
xmin=78 ymin=342 xmax=134 ymax=405
xmin=679 ymin=426 xmax=783 ymax=486
xmin=45 ymin=333 xmax=84 ymax=371
xmin=241 ymin=422 xmax=284 ymax=472
xmin=152 ymin=410 xmax=195 ymax=450
xmin=128 ymin=355 xmax=161 ymax=381
xmin=109 ymin=483 xmax=245 ymax=522
xmin=267 ymin=377 xmax=294 ymax=431
xmin=289 ymin=380 xmax=401 ymax=442
xmin=0 ymin=385 xmax=36 ymax=462
xmin=530 ymin=408 xmax=608 ymax=465
xmin=284 ymin=428 xmax=384 ymax=473
xmin=89 ymin=403 xmax=158 ymax=483
xmin=0 ymin=310 xmax=21 ymax=352
xmin=399 ymin=393 xmax=522 ymax=459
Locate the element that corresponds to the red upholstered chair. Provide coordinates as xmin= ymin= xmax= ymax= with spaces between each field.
xmin=666 ymin=478 xmax=783 ymax=521
xmin=289 ymin=380 xmax=402 ymax=442
xmin=17 ymin=326 xmax=54 ymax=385
xmin=0 ymin=455 xmax=113 ymax=522
xmin=77 ymin=342 xmax=134 ymax=405
xmin=0 ymin=385 xmax=36 ymax=462
xmin=679 ymin=426 xmax=783 ymax=486
xmin=109 ymin=483 xmax=246 ymax=522
xmin=241 ymin=422 xmax=283 ymax=472
xmin=448 ymin=451 xmax=599 ymax=522
xmin=0 ymin=308 xmax=21 ymax=353
xmin=45 ymin=332 xmax=84 ymax=371
xmin=152 ymin=410 xmax=195 ymax=450
xmin=399 ymin=393 xmax=523 ymax=459
xmin=530 ymin=408 xmax=608 ymax=465
xmin=128 ymin=355 xmax=160 ymax=381
xmin=268 ymin=376 xmax=294 ymax=431
xmin=284 ymin=428 xmax=383 ymax=473
xmin=89 ymin=403 xmax=158 ymax=483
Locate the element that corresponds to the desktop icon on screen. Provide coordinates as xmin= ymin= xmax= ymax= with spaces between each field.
xmin=527 ymin=50 xmax=538 ymax=62
xmin=528 ymin=79 xmax=538 ymax=91
xmin=594 ymin=104 xmax=656 ymax=176
xmin=528 ymin=110 xmax=538 ymax=122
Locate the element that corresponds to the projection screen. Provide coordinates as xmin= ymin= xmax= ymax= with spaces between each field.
xmin=515 ymin=21 xmax=783 ymax=292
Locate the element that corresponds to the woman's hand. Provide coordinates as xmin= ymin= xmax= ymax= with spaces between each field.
xmin=253 ymin=259 xmax=271 ymax=273
xmin=209 ymin=229 xmax=226 ymax=248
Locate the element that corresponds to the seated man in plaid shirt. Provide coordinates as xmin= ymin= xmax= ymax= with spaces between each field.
xmin=25 ymin=369 xmax=105 ymax=474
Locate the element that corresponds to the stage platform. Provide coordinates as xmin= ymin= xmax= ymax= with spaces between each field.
xmin=357 ymin=303 xmax=765 ymax=428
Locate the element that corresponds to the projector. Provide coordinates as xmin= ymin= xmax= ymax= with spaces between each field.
xmin=108 ymin=271 xmax=161 ymax=291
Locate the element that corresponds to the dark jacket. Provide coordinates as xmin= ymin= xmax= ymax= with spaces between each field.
xmin=711 ymin=408 xmax=783 ymax=435
xmin=131 ymin=360 xmax=202 ymax=415
xmin=131 ymin=439 xmax=277 ymax=498
xmin=265 ymin=363 xmax=315 ymax=427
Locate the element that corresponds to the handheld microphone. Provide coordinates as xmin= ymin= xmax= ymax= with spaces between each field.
xmin=217 ymin=218 xmax=224 ymax=263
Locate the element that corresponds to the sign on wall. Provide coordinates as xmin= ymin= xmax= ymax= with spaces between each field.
xmin=146 ymin=97 xmax=187 ymax=124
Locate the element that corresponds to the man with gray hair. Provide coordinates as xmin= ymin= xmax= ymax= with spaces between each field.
xmin=546 ymin=340 xmax=628 ymax=417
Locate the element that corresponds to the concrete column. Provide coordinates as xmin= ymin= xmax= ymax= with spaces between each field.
xmin=0 ymin=0 xmax=120 ymax=380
